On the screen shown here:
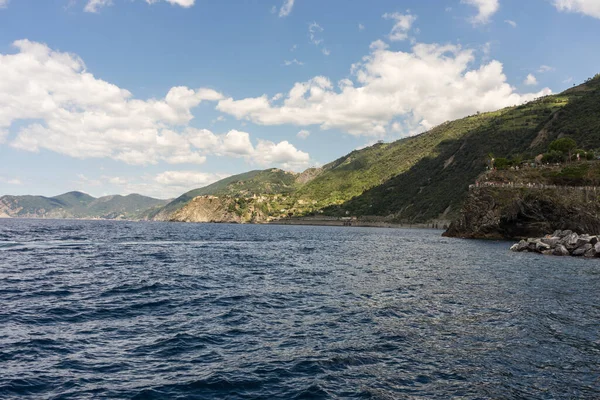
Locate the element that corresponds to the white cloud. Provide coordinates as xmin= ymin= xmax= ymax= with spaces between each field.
xmin=85 ymin=0 xmax=112 ymax=12
xmin=505 ymin=19 xmax=517 ymax=27
xmin=297 ymin=129 xmax=310 ymax=139
xmin=254 ymin=140 xmax=310 ymax=169
xmin=554 ymin=0 xmax=600 ymax=18
xmin=358 ymin=23 xmax=365 ymax=31
xmin=279 ymin=0 xmax=295 ymax=17
xmin=284 ymin=59 xmax=304 ymax=66
xmin=309 ymin=22 xmax=324 ymax=46
xmin=462 ymin=0 xmax=499 ymax=24
xmin=97 ymin=171 xmax=230 ymax=198
xmin=155 ymin=170 xmax=227 ymax=187
xmin=563 ymin=76 xmax=574 ymax=84
xmin=538 ymin=65 xmax=555 ymax=73
xmin=85 ymin=0 xmax=195 ymax=13
xmin=0 ymin=0 xmax=9 ymax=8
xmin=0 ymin=40 xmax=311 ymax=169
xmin=524 ymin=74 xmax=538 ymax=86
xmin=322 ymin=48 xmax=331 ymax=56
xmin=383 ymin=12 xmax=417 ymax=41
xmin=186 ymin=128 xmax=310 ymax=169
xmin=217 ymin=42 xmax=551 ymax=136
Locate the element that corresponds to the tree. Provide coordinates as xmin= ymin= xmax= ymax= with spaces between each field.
xmin=549 ymin=137 xmax=577 ymax=162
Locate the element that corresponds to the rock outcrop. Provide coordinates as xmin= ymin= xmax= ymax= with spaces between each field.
xmin=511 ymin=230 xmax=600 ymax=257
xmin=443 ymin=186 xmax=600 ymax=240
xmin=169 ymin=196 xmax=270 ymax=224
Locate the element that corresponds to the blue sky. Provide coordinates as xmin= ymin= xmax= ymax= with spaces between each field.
xmin=1 ymin=0 xmax=599 ymax=198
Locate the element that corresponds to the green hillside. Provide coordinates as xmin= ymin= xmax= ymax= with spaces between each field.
xmin=0 ymin=192 xmax=168 ymax=220
xmin=326 ymin=74 xmax=600 ymax=222
xmin=150 ymin=169 xmax=300 ymax=219
xmin=150 ymin=75 xmax=600 ymax=224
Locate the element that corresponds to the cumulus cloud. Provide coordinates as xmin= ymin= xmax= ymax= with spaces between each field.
xmin=185 ymin=128 xmax=310 ymax=169
xmin=554 ymin=0 xmax=600 ymax=18
xmin=462 ymin=0 xmax=499 ymax=24
xmin=0 ymin=40 xmax=310 ymax=169
xmin=85 ymin=0 xmax=195 ymax=13
xmin=358 ymin=23 xmax=365 ymax=31
xmin=524 ymin=74 xmax=538 ymax=86
xmin=279 ymin=0 xmax=295 ymax=17
xmin=383 ymin=12 xmax=417 ymax=41
xmin=505 ymin=19 xmax=517 ymax=27
xmin=0 ymin=0 xmax=10 ymax=8
xmin=217 ymin=41 xmax=551 ymax=136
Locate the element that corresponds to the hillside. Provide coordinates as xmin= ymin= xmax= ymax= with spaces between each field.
xmin=5 ymin=75 xmax=600 ymax=225
xmin=149 ymin=169 xmax=301 ymax=220
xmin=321 ymin=74 xmax=600 ymax=222
xmin=0 ymin=191 xmax=169 ymax=220
xmin=149 ymin=75 xmax=600 ymax=224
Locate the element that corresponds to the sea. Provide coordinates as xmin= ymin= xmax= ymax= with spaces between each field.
xmin=0 ymin=219 xmax=599 ymax=399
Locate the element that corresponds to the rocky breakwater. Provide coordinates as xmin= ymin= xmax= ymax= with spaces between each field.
xmin=511 ymin=230 xmax=600 ymax=257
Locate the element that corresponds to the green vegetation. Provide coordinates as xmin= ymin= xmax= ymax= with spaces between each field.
xmin=0 ymin=191 xmax=168 ymax=219
xmin=150 ymin=74 xmax=600 ymax=224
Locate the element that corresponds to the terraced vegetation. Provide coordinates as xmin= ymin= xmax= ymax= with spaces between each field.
xmin=147 ymin=74 xmax=600 ymax=224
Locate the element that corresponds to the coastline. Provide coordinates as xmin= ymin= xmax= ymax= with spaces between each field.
xmin=269 ymin=217 xmax=449 ymax=230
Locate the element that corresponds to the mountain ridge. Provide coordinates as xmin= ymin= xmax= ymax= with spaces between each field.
xmin=0 ymin=191 xmax=169 ymax=220
xmin=4 ymin=74 xmax=600 ymax=224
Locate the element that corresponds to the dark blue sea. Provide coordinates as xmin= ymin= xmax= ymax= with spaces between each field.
xmin=1 ymin=219 xmax=599 ymax=399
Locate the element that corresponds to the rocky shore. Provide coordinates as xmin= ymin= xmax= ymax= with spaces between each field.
xmin=511 ymin=230 xmax=600 ymax=257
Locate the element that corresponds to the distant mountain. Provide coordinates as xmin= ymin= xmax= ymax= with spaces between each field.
xmin=152 ymin=74 xmax=600 ymax=224
xmin=0 ymin=191 xmax=169 ymax=220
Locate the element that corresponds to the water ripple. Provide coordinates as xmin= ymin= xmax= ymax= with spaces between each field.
xmin=0 ymin=219 xmax=599 ymax=399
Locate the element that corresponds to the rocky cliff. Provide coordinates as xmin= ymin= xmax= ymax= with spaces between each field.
xmin=169 ymin=196 xmax=270 ymax=224
xmin=443 ymin=186 xmax=600 ymax=240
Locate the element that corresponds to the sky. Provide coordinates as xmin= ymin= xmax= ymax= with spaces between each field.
xmin=1 ymin=0 xmax=599 ymax=199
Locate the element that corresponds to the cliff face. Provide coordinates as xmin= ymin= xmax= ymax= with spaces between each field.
xmin=443 ymin=186 xmax=600 ymax=240
xmin=169 ymin=196 xmax=270 ymax=224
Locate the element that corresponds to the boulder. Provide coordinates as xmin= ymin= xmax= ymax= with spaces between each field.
xmin=511 ymin=240 xmax=529 ymax=252
xmin=595 ymin=242 xmax=600 ymax=254
xmin=576 ymin=237 xmax=592 ymax=248
xmin=553 ymin=245 xmax=570 ymax=256
xmin=534 ymin=241 xmax=551 ymax=253
xmin=584 ymin=247 xmax=597 ymax=258
xmin=541 ymin=237 xmax=561 ymax=247
xmin=591 ymin=236 xmax=599 ymax=246
xmin=573 ymin=243 xmax=593 ymax=257
xmin=562 ymin=233 xmax=580 ymax=250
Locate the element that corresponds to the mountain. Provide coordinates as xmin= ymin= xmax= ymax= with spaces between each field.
xmin=154 ymin=74 xmax=600 ymax=224
xmin=6 ymin=75 xmax=600 ymax=225
xmin=320 ymin=74 xmax=600 ymax=222
xmin=149 ymin=169 xmax=301 ymax=220
xmin=0 ymin=191 xmax=169 ymax=220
